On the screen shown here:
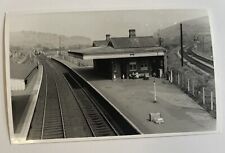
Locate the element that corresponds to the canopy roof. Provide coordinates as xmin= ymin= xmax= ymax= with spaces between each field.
xmin=69 ymin=46 xmax=166 ymax=60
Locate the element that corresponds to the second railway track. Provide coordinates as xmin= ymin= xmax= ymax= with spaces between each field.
xmin=187 ymin=48 xmax=214 ymax=66
xmin=179 ymin=48 xmax=214 ymax=75
xmin=64 ymin=72 xmax=118 ymax=137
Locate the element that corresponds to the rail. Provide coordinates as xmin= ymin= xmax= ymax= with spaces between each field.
xmin=27 ymin=59 xmax=66 ymax=140
xmin=52 ymin=58 xmax=141 ymax=135
xmin=187 ymin=48 xmax=214 ymax=66
xmin=64 ymin=73 xmax=118 ymax=136
xmin=179 ymin=48 xmax=214 ymax=75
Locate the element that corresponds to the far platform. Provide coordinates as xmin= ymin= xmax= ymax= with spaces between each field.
xmin=55 ymin=57 xmax=216 ymax=134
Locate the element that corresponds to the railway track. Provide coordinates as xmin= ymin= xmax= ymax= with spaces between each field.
xmin=28 ymin=57 xmax=121 ymax=140
xmin=187 ymin=48 xmax=214 ymax=66
xmin=49 ymin=60 xmax=118 ymax=137
xmin=27 ymin=60 xmax=66 ymax=140
xmin=28 ymin=56 xmax=140 ymax=140
xmin=181 ymin=49 xmax=214 ymax=75
xmin=52 ymin=59 xmax=141 ymax=136
xmin=64 ymin=72 xmax=118 ymax=137
xmin=41 ymin=71 xmax=66 ymax=139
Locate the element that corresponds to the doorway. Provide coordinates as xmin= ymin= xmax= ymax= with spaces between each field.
xmin=120 ymin=61 xmax=127 ymax=79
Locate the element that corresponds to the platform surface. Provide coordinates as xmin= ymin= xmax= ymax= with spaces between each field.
xmin=56 ymin=57 xmax=216 ymax=134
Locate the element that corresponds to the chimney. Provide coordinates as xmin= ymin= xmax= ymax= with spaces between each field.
xmin=106 ymin=34 xmax=110 ymax=41
xmin=129 ymin=29 xmax=136 ymax=38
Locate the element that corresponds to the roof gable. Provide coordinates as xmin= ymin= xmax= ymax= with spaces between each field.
xmin=110 ymin=36 xmax=158 ymax=49
xmin=93 ymin=40 xmax=109 ymax=47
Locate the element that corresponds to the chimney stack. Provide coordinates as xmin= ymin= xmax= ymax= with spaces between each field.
xmin=106 ymin=34 xmax=110 ymax=41
xmin=129 ymin=29 xmax=136 ymax=38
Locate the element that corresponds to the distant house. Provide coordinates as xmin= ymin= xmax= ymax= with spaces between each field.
xmin=70 ymin=29 xmax=167 ymax=79
xmin=10 ymin=62 xmax=37 ymax=91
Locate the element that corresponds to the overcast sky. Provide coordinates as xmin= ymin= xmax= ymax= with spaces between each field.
xmin=9 ymin=10 xmax=208 ymax=40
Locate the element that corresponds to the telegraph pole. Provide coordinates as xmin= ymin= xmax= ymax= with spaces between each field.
xmin=180 ymin=23 xmax=184 ymax=67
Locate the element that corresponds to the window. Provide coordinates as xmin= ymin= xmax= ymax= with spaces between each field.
xmin=129 ymin=62 xmax=137 ymax=71
xmin=140 ymin=62 xmax=148 ymax=71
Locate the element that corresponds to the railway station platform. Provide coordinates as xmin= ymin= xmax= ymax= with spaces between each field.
xmin=12 ymin=65 xmax=43 ymax=142
xmin=55 ymin=57 xmax=216 ymax=134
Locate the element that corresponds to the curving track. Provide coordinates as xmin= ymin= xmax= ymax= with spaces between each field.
xmin=186 ymin=48 xmax=214 ymax=66
xmin=181 ymin=48 xmax=214 ymax=75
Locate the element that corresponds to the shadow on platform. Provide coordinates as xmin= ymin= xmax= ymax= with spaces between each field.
xmin=72 ymin=67 xmax=112 ymax=81
xmin=12 ymin=95 xmax=30 ymax=133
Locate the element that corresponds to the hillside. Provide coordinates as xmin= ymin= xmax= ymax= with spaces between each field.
xmin=159 ymin=16 xmax=211 ymax=48
xmin=10 ymin=31 xmax=92 ymax=51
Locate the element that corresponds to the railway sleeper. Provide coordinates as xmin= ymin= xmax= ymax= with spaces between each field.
xmin=43 ymin=130 xmax=64 ymax=134
xmin=44 ymin=123 xmax=63 ymax=127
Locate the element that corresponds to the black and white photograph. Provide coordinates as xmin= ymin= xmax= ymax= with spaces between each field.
xmin=5 ymin=9 xmax=217 ymax=144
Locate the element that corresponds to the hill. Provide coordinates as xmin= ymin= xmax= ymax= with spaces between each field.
xmin=10 ymin=31 xmax=92 ymax=51
xmin=159 ymin=16 xmax=211 ymax=48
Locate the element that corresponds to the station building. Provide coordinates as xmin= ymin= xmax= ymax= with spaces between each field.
xmin=69 ymin=29 xmax=167 ymax=79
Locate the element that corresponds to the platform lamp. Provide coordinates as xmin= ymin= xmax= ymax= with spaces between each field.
xmin=153 ymin=72 xmax=157 ymax=103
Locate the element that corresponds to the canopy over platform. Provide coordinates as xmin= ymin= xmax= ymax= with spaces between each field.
xmin=69 ymin=29 xmax=166 ymax=60
xmin=68 ymin=46 xmax=166 ymax=60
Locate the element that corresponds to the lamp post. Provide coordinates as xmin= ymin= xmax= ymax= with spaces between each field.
xmin=153 ymin=73 xmax=157 ymax=103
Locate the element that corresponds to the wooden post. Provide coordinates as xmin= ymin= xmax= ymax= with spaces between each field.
xmin=202 ymin=87 xmax=205 ymax=105
xmin=178 ymin=73 xmax=180 ymax=85
xmin=187 ymin=79 xmax=190 ymax=92
xmin=170 ymin=70 xmax=173 ymax=83
xmin=211 ymin=91 xmax=214 ymax=111
xmin=192 ymin=81 xmax=195 ymax=96
xmin=153 ymin=78 xmax=157 ymax=103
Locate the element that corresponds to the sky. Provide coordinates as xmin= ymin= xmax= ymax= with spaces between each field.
xmin=9 ymin=10 xmax=208 ymax=41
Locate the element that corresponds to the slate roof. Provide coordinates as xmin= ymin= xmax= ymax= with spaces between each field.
xmin=109 ymin=36 xmax=157 ymax=49
xmin=10 ymin=62 xmax=37 ymax=80
xmin=93 ymin=40 xmax=109 ymax=47
xmin=70 ymin=34 xmax=164 ymax=59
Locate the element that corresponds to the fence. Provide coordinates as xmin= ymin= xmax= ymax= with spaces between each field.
xmin=57 ymin=54 xmax=80 ymax=65
xmin=57 ymin=54 xmax=93 ymax=67
xmin=168 ymin=69 xmax=216 ymax=118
